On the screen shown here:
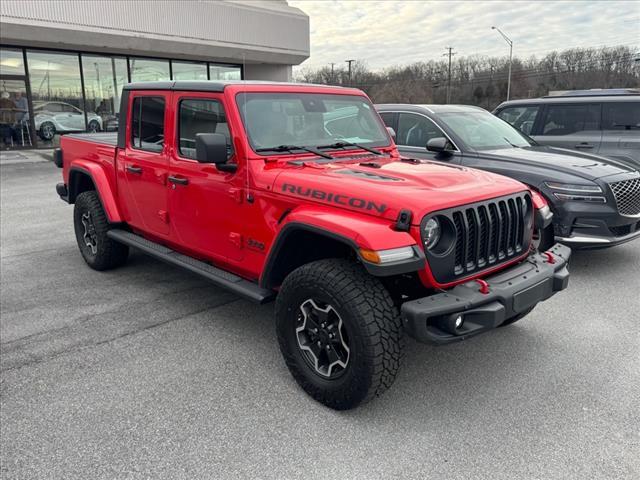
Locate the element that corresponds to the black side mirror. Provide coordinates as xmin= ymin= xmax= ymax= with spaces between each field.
xmin=195 ymin=133 xmax=236 ymax=172
xmin=426 ymin=137 xmax=453 ymax=154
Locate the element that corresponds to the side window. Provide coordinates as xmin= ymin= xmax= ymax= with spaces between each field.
xmin=131 ymin=96 xmax=165 ymax=152
xmin=397 ymin=113 xmax=446 ymax=147
xmin=379 ymin=112 xmax=396 ymax=130
xmin=602 ymin=102 xmax=640 ymax=130
xmin=496 ymin=106 xmax=540 ymax=135
xmin=541 ymin=104 xmax=600 ymax=136
xmin=178 ymin=99 xmax=232 ymax=160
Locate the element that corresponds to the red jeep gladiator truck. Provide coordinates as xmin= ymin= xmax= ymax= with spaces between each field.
xmin=56 ymin=81 xmax=570 ymax=410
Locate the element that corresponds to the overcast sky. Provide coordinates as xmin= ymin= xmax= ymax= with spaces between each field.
xmin=288 ymin=0 xmax=640 ymax=71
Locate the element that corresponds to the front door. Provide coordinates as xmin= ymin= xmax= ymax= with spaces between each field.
xmin=168 ymin=93 xmax=244 ymax=262
xmin=386 ymin=111 xmax=464 ymax=164
xmin=118 ymin=93 xmax=170 ymax=236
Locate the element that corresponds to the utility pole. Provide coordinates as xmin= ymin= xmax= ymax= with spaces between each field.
xmin=329 ymin=63 xmax=336 ymax=84
xmin=345 ymin=59 xmax=355 ymax=86
xmin=443 ymin=47 xmax=456 ymax=104
xmin=492 ymin=26 xmax=513 ymax=101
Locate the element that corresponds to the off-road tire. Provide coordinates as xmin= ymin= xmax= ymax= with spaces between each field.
xmin=499 ymin=306 xmax=535 ymax=327
xmin=533 ymin=224 xmax=554 ymax=252
xmin=74 ymin=191 xmax=129 ymax=271
xmin=275 ymin=259 xmax=404 ymax=410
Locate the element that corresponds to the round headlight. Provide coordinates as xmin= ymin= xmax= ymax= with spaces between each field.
xmin=423 ymin=217 xmax=441 ymax=250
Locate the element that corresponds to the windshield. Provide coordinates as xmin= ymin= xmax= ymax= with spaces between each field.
xmin=438 ymin=111 xmax=533 ymax=151
xmin=236 ymin=93 xmax=391 ymax=153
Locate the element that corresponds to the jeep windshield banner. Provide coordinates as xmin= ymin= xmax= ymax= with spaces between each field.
xmin=282 ymin=183 xmax=387 ymax=214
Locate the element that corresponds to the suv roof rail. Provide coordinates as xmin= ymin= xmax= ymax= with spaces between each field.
xmin=544 ymin=88 xmax=640 ymax=98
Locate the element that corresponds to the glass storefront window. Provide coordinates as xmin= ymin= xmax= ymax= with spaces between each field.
xmin=209 ymin=64 xmax=241 ymax=80
xmin=82 ymin=55 xmax=128 ymax=133
xmin=0 ymin=79 xmax=33 ymax=148
xmin=172 ymin=61 xmax=208 ymax=80
xmin=0 ymin=48 xmax=25 ymax=76
xmin=130 ymin=58 xmax=170 ymax=82
xmin=26 ymin=50 xmax=85 ymax=148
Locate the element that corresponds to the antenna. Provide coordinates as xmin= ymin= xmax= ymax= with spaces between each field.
xmin=242 ymin=53 xmax=253 ymax=203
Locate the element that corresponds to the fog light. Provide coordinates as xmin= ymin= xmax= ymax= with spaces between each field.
xmin=440 ymin=314 xmax=465 ymax=335
xmin=454 ymin=315 xmax=464 ymax=329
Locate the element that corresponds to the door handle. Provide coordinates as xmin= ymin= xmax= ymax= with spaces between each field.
xmin=574 ymin=143 xmax=594 ymax=149
xmin=168 ymin=175 xmax=189 ymax=186
xmin=126 ymin=165 xmax=142 ymax=174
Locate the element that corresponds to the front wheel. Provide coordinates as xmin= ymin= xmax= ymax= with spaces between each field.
xmin=532 ymin=224 xmax=554 ymax=252
xmin=275 ymin=259 xmax=404 ymax=410
xmin=39 ymin=121 xmax=56 ymax=141
xmin=87 ymin=120 xmax=101 ymax=133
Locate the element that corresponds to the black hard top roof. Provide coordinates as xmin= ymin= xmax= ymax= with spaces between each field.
xmin=122 ymin=80 xmax=351 ymax=92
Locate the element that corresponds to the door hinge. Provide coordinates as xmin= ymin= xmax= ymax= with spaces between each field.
xmin=158 ymin=210 xmax=169 ymax=223
xmin=229 ymin=232 xmax=243 ymax=249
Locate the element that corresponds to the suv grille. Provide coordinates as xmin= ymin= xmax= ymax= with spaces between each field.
xmin=609 ymin=178 xmax=640 ymax=216
xmin=423 ymin=192 xmax=533 ymax=284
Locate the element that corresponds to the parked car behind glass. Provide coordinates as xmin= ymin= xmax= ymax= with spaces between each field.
xmin=33 ymin=101 xmax=102 ymax=141
xmin=493 ymin=90 xmax=640 ymax=169
xmin=377 ymin=103 xmax=640 ymax=249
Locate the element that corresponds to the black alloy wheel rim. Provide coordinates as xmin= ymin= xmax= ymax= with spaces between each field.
xmin=295 ymin=299 xmax=350 ymax=379
xmin=81 ymin=211 xmax=98 ymax=255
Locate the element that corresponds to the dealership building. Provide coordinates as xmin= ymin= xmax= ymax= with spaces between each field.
xmin=0 ymin=0 xmax=309 ymax=149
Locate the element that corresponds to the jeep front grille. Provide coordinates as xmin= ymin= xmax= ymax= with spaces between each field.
xmin=609 ymin=177 xmax=640 ymax=216
xmin=423 ymin=192 xmax=533 ymax=284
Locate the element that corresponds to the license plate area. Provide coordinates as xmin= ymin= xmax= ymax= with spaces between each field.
xmin=512 ymin=279 xmax=552 ymax=312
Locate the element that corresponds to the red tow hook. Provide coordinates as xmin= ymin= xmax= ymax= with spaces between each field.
xmin=543 ymin=252 xmax=556 ymax=264
xmin=475 ymin=279 xmax=490 ymax=295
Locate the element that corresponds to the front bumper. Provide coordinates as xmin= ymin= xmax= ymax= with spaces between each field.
xmin=401 ymin=243 xmax=571 ymax=344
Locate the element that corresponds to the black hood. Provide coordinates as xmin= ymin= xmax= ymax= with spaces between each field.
xmin=479 ymin=145 xmax=637 ymax=181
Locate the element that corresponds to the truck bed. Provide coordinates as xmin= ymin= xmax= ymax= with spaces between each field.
xmin=64 ymin=132 xmax=118 ymax=146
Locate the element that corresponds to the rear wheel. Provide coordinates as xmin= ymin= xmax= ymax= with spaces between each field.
xmin=39 ymin=121 xmax=55 ymax=141
xmin=275 ymin=259 xmax=403 ymax=410
xmin=74 ymin=191 xmax=129 ymax=270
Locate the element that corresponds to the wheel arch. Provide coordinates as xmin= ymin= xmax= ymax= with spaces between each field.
xmin=260 ymin=223 xmax=357 ymax=290
xmin=68 ymin=166 xmax=123 ymax=223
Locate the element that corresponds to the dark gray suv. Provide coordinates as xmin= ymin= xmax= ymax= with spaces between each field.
xmin=493 ymin=89 xmax=640 ymax=169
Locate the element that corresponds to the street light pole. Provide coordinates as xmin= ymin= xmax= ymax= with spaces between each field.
xmin=491 ymin=26 xmax=513 ymax=101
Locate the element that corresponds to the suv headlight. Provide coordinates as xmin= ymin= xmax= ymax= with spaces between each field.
xmin=545 ymin=182 xmax=602 ymax=193
xmin=545 ymin=182 xmax=605 ymax=202
xmin=423 ymin=217 xmax=441 ymax=250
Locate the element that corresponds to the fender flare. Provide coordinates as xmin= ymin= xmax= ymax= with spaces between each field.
xmin=260 ymin=207 xmax=424 ymax=289
xmin=68 ymin=162 xmax=123 ymax=223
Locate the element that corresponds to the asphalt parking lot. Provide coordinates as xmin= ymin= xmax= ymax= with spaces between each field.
xmin=1 ymin=158 xmax=639 ymax=480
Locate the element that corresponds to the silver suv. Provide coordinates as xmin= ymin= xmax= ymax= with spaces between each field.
xmin=493 ymin=89 xmax=640 ymax=169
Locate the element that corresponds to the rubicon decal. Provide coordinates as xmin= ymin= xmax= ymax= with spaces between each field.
xmin=282 ymin=183 xmax=387 ymax=213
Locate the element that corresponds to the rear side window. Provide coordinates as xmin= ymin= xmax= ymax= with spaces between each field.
xmin=397 ymin=113 xmax=446 ymax=147
xmin=496 ymin=105 xmax=540 ymax=135
xmin=602 ymin=103 xmax=640 ymax=130
xmin=131 ymin=96 xmax=165 ymax=152
xmin=178 ymin=99 xmax=232 ymax=160
xmin=540 ymin=104 xmax=600 ymax=136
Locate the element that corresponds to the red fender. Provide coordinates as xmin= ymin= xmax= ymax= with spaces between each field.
xmin=279 ymin=205 xmax=416 ymax=251
xmin=68 ymin=159 xmax=123 ymax=223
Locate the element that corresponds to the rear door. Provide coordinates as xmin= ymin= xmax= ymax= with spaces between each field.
xmin=533 ymin=103 xmax=602 ymax=153
xmin=117 ymin=93 xmax=170 ymax=236
xmin=168 ymin=93 xmax=244 ymax=262
xmin=599 ymin=101 xmax=640 ymax=164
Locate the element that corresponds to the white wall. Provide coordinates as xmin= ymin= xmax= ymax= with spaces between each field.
xmin=243 ymin=64 xmax=293 ymax=82
xmin=0 ymin=0 xmax=309 ymax=66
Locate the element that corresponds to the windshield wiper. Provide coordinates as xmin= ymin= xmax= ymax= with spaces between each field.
xmin=503 ymin=137 xmax=520 ymax=148
xmin=255 ymin=144 xmax=333 ymax=160
xmin=317 ymin=141 xmax=383 ymax=156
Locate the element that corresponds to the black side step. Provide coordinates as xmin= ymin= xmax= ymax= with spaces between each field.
xmin=107 ymin=229 xmax=275 ymax=304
